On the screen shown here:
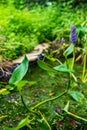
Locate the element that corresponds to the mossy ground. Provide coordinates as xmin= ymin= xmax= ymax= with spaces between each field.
xmin=0 ymin=62 xmax=87 ymax=129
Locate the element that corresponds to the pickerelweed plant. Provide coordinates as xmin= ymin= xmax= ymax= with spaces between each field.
xmin=63 ymin=25 xmax=77 ymax=82
xmin=3 ymin=26 xmax=87 ymax=129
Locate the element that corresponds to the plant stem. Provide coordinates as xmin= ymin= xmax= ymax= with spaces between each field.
xmin=82 ymin=54 xmax=86 ymax=81
xmin=19 ymin=91 xmax=31 ymax=112
xmin=67 ymin=73 xmax=71 ymax=90
xmin=32 ymin=90 xmax=67 ymax=110
xmin=38 ymin=110 xmax=52 ymax=130
xmin=67 ymin=45 xmax=76 ymax=88
xmin=20 ymin=94 xmax=29 ymax=111
xmin=72 ymin=45 xmax=75 ymax=69
xmin=70 ymin=45 xmax=76 ymax=81
xmin=66 ymin=111 xmax=87 ymax=122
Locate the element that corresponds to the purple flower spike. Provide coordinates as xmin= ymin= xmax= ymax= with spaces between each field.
xmin=60 ymin=38 xmax=65 ymax=44
xmin=70 ymin=25 xmax=77 ymax=44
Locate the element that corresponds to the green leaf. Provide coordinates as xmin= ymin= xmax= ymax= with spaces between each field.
xmin=37 ymin=60 xmax=56 ymax=73
xmin=68 ymin=90 xmax=84 ymax=102
xmin=63 ymin=44 xmax=74 ymax=57
xmin=9 ymin=55 xmax=29 ymax=85
xmin=77 ymin=25 xmax=87 ymax=32
xmin=4 ymin=117 xmax=29 ymax=130
xmin=53 ymin=64 xmax=74 ymax=73
xmin=16 ymin=80 xmax=37 ymax=91
xmin=0 ymin=88 xmax=7 ymax=94
xmin=17 ymin=116 xmax=29 ymax=129
xmin=64 ymin=101 xmax=69 ymax=112
xmin=65 ymin=57 xmax=74 ymax=70
xmin=45 ymin=54 xmax=62 ymax=64
xmin=0 ymin=115 xmax=7 ymax=119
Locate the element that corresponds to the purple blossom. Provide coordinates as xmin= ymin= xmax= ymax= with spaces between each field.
xmin=60 ymin=38 xmax=65 ymax=44
xmin=70 ymin=25 xmax=77 ymax=44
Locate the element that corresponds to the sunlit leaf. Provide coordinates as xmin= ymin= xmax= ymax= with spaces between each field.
xmin=0 ymin=115 xmax=7 ymax=119
xmin=0 ymin=88 xmax=7 ymax=94
xmin=53 ymin=64 xmax=74 ymax=73
xmin=9 ymin=55 xmax=29 ymax=85
xmin=63 ymin=44 xmax=74 ymax=57
xmin=68 ymin=90 xmax=84 ymax=102
xmin=16 ymin=80 xmax=37 ymax=91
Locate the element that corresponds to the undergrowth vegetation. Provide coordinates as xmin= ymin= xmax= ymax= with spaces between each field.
xmin=0 ymin=1 xmax=87 ymax=130
xmin=0 ymin=1 xmax=87 ymax=59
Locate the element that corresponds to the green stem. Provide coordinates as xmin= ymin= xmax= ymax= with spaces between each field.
xmin=32 ymin=90 xmax=67 ymax=110
xmin=20 ymin=95 xmax=29 ymax=111
xmin=72 ymin=45 xmax=75 ymax=69
xmin=67 ymin=73 xmax=71 ymax=90
xmin=66 ymin=111 xmax=87 ymax=122
xmin=56 ymin=59 xmax=62 ymax=65
xmin=67 ymin=45 xmax=76 ymax=87
xmin=19 ymin=91 xmax=30 ymax=112
xmin=82 ymin=54 xmax=86 ymax=81
xmin=38 ymin=111 xmax=52 ymax=130
xmin=26 ymin=117 xmax=35 ymax=129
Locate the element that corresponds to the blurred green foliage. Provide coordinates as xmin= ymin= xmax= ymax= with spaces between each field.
xmin=0 ymin=1 xmax=87 ymax=59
